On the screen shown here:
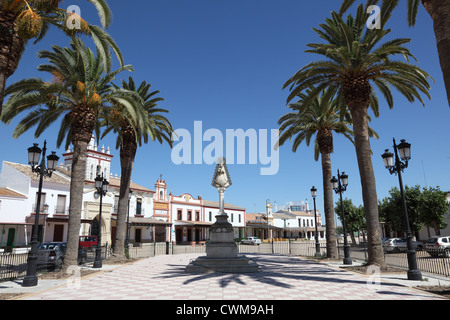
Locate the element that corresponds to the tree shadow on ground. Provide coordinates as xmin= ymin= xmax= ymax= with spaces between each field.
xmin=154 ymin=253 xmax=412 ymax=295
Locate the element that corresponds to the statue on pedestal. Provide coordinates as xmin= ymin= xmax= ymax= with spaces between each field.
xmin=185 ymin=157 xmax=258 ymax=273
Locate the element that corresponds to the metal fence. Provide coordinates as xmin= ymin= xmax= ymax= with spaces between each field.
xmin=339 ymin=243 xmax=450 ymax=277
xmin=125 ymin=241 xmax=324 ymax=258
xmin=0 ymin=252 xmax=28 ymax=281
xmin=3 ymin=241 xmax=449 ymax=282
xmin=0 ymin=245 xmax=110 ymax=282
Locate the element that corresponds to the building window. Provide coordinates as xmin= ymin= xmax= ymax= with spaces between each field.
xmin=114 ymin=195 xmax=119 ymax=214
xmin=195 ymin=211 xmax=199 ymax=221
xmin=56 ymin=195 xmax=67 ymax=214
xmin=231 ymin=213 xmax=234 ymax=222
xmin=209 ymin=211 xmax=212 ymax=221
xmin=187 ymin=210 xmax=192 ymax=221
xmin=136 ymin=198 xmax=142 ymax=216
xmin=238 ymin=214 xmax=241 ymax=223
xmin=159 ymin=190 xmax=163 ymax=200
xmin=177 ymin=209 xmax=182 ymax=220
xmin=34 ymin=192 xmax=46 ymax=212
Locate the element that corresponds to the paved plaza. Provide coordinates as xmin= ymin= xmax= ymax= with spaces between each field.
xmin=3 ymin=253 xmax=447 ymax=301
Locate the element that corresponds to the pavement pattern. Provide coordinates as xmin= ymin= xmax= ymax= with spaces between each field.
xmin=12 ymin=253 xmax=446 ymax=300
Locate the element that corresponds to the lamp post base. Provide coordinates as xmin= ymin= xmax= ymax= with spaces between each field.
xmin=93 ymin=247 xmax=102 ymax=268
xmin=407 ymin=269 xmax=422 ymax=281
xmin=22 ymin=275 xmax=38 ymax=287
xmin=343 ymin=258 xmax=352 ymax=265
xmin=315 ymin=242 xmax=322 ymax=258
xmin=343 ymin=244 xmax=352 ymax=265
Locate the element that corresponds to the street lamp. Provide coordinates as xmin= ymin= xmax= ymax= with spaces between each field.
xmin=331 ymin=170 xmax=352 ymax=265
xmin=126 ymin=189 xmax=132 ymax=247
xmin=93 ymin=172 xmax=109 ymax=268
xmin=311 ymin=186 xmax=321 ymax=258
xmin=382 ymin=138 xmax=422 ymax=281
xmin=23 ymin=141 xmax=59 ymax=287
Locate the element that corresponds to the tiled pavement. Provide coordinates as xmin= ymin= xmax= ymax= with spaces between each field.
xmin=12 ymin=253 xmax=447 ymax=301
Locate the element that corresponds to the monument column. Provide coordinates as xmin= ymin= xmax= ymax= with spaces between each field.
xmin=185 ymin=157 xmax=258 ymax=273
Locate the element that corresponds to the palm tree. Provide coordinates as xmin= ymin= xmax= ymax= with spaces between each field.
xmin=277 ymin=88 xmax=371 ymax=259
xmin=339 ymin=0 xmax=450 ymax=107
xmin=100 ymin=76 xmax=173 ymax=259
xmin=1 ymin=39 xmax=143 ymax=271
xmin=0 ymin=0 xmax=121 ymax=115
xmin=283 ymin=5 xmax=432 ymax=267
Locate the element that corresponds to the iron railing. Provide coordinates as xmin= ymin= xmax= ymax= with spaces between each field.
xmin=338 ymin=242 xmax=450 ymax=277
xmin=0 ymin=252 xmax=28 ymax=281
xmin=3 ymin=241 xmax=449 ymax=282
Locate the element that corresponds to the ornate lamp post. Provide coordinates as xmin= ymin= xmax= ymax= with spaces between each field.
xmin=310 ymin=186 xmax=321 ymax=258
xmin=382 ymin=138 xmax=422 ymax=281
xmin=93 ymin=172 xmax=109 ymax=268
xmin=331 ymin=170 xmax=352 ymax=265
xmin=22 ymin=141 xmax=59 ymax=287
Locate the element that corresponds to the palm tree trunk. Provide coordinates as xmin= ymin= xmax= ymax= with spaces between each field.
xmin=0 ymin=9 xmax=25 ymax=114
xmin=321 ymin=152 xmax=338 ymax=259
xmin=113 ymin=136 xmax=137 ymax=259
xmin=63 ymin=140 xmax=89 ymax=271
xmin=348 ymin=104 xmax=386 ymax=268
xmin=422 ymin=0 xmax=450 ymax=107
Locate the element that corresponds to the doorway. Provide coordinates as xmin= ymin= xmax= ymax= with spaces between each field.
xmin=135 ymin=228 xmax=141 ymax=243
xmin=53 ymin=224 xmax=64 ymax=242
xmin=176 ymin=228 xmax=182 ymax=243
xmin=6 ymin=228 xmax=15 ymax=252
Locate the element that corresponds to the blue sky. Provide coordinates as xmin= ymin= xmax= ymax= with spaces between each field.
xmin=1 ymin=0 xmax=449 ymax=222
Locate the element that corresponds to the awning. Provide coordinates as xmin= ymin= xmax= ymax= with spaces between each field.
xmin=112 ymin=217 xmax=172 ymax=227
xmin=283 ymin=227 xmax=326 ymax=232
xmin=174 ymin=220 xmax=213 ymax=227
xmin=245 ymin=223 xmax=283 ymax=230
xmin=0 ymin=222 xmax=33 ymax=226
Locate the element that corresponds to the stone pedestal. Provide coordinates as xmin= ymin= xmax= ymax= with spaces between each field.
xmin=185 ymin=214 xmax=259 ymax=273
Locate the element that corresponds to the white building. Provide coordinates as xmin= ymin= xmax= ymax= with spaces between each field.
xmin=245 ymin=201 xmax=325 ymax=240
xmin=202 ymin=200 xmax=246 ymax=239
xmin=0 ymin=137 xmax=248 ymax=250
xmin=0 ymin=137 xmax=159 ymax=250
xmin=171 ymin=192 xmax=205 ymax=244
xmin=0 ymin=187 xmax=30 ymax=251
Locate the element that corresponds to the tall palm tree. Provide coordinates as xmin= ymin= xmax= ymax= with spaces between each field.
xmin=283 ymin=5 xmax=432 ymax=267
xmin=277 ymin=88 xmax=370 ymax=259
xmin=339 ymin=0 xmax=450 ymax=107
xmin=0 ymin=0 xmax=121 ymax=115
xmin=100 ymin=76 xmax=173 ymax=259
xmin=1 ymin=39 xmax=143 ymax=271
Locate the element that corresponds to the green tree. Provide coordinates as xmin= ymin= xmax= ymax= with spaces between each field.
xmin=277 ymin=88 xmax=358 ymax=259
xmin=100 ymin=76 xmax=173 ymax=259
xmin=1 ymin=39 xmax=143 ymax=271
xmin=0 ymin=0 xmax=121 ymax=115
xmin=379 ymin=186 xmax=423 ymax=236
xmin=334 ymin=198 xmax=366 ymax=244
xmin=419 ymin=186 xmax=448 ymax=236
xmin=340 ymin=0 xmax=450 ymax=107
xmin=378 ymin=185 xmax=448 ymax=238
xmin=283 ymin=4 xmax=432 ymax=267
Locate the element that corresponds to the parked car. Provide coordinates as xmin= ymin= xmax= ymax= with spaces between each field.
xmin=425 ymin=236 xmax=450 ymax=257
xmin=37 ymin=242 xmax=87 ymax=270
xmin=79 ymin=235 xmax=98 ymax=250
xmin=240 ymin=237 xmax=262 ymax=245
xmin=382 ymin=238 xmax=424 ymax=253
